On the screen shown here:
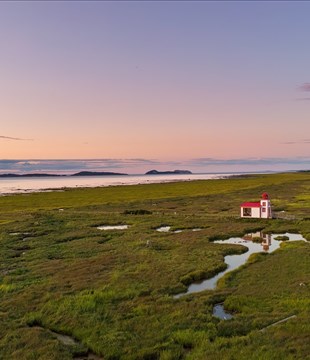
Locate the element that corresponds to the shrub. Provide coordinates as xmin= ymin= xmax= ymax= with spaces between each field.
xmin=124 ymin=209 xmax=152 ymax=215
xmin=274 ymin=235 xmax=289 ymax=241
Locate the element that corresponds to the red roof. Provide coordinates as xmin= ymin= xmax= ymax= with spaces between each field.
xmin=240 ymin=202 xmax=261 ymax=208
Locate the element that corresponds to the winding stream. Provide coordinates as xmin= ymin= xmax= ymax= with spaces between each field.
xmin=174 ymin=232 xmax=306 ymax=298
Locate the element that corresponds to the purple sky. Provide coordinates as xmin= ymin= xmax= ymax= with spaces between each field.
xmin=0 ymin=1 xmax=309 ymax=172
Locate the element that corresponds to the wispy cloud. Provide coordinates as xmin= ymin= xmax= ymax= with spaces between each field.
xmin=295 ymin=97 xmax=310 ymax=101
xmin=0 ymin=159 xmax=182 ymax=174
xmin=0 ymin=157 xmax=309 ymax=175
xmin=189 ymin=157 xmax=310 ymax=167
xmin=298 ymin=83 xmax=310 ymax=92
xmin=296 ymin=83 xmax=310 ymax=101
xmin=280 ymin=139 xmax=310 ymax=145
xmin=0 ymin=135 xmax=33 ymax=141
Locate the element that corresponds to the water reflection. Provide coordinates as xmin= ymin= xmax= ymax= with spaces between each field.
xmin=97 ymin=225 xmax=129 ymax=230
xmin=242 ymin=231 xmax=271 ymax=251
xmin=156 ymin=226 xmax=171 ymax=232
xmin=0 ymin=174 xmax=225 ymax=195
xmin=213 ymin=304 xmax=233 ymax=320
xmin=174 ymin=232 xmax=305 ymax=298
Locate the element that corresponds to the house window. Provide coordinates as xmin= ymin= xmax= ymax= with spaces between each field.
xmin=262 ymin=208 xmax=266 ymax=212
xmin=243 ymin=208 xmax=252 ymax=216
xmin=262 ymin=202 xmax=266 ymax=206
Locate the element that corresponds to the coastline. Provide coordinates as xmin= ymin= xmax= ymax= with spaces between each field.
xmin=0 ymin=173 xmax=223 ymax=196
xmin=0 ymin=171 xmax=289 ymax=196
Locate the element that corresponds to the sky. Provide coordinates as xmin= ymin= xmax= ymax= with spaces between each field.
xmin=0 ymin=1 xmax=309 ymax=173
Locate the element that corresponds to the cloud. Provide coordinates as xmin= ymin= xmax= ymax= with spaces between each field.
xmin=298 ymin=83 xmax=310 ymax=92
xmin=189 ymin=157 xmax=310 ymax=167
xmin=0 ymin=135 xmax=33 ymax=141
xmin=0 ymin=158 xmax=182 ymax=174
xmin=295 ymin=97 xmax=310 ymax=101
xmin=16 ymin=161 xmax=41 ymax=166
xmin=280 ymin=139 xmax=310 ymax=145
xmin=0 ymin=157 xmax=309 ymax=175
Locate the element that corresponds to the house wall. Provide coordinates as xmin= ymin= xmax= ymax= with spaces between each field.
xmin=260 ymin=200 xmax=272 ymax=218
xmin=251 ymin=207 xmax=261 ymax=218
xmin=241 ymin=207 xmax=261 ymax=218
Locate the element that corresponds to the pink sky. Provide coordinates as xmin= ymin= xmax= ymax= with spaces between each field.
xmin=0 ymin=2 xmax=309 ymax=172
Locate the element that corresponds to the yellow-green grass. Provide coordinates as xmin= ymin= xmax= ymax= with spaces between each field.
xmin=0 ymin=172 xmax=309 ymax=359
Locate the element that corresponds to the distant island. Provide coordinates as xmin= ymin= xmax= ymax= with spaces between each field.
xmin=145 ymin=170 xmax=192 ymax=175
xmin=0 ymin=171 xmax=128 ymax=178
xmin=71 ymin=171 xmax=127 ymax=176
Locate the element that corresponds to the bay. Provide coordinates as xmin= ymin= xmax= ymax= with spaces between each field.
xmin=0 ymin=173 xmax=232 ymax=195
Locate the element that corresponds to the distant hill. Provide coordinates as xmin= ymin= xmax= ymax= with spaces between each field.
xmin=0 ymin=173 xmax=61 ymax=178
xmin=145 ymin=170 xmax=192 ymax=175
xmin=71 ymin=171 xmax=127 ymax=176
xmin=0 ymin=171 xmax=128 ymax=178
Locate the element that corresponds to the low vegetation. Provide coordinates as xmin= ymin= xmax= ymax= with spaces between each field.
xmin=0 ymin=172 xmax=309 ymax=359
xmin=274 ymin=235 xmax=290 ymax=241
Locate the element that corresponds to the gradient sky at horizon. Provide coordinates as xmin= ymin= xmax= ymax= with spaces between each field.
xmin=0 ymin=1 xmax=309 ymax=172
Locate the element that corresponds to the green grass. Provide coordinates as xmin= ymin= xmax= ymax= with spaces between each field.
xmin=0 ymin=172 xmax=309 ymax=359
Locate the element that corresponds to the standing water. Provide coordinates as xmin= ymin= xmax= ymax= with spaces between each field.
xmin=0 ymin=173 xmax=227 ymax=195
xmin=174 ymin=232 xmax=306 ymax=298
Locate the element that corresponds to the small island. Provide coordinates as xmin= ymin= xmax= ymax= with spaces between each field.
xmin=145 ymin=169 xmax=192 ymax=175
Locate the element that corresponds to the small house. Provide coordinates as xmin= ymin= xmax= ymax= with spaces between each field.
xmin=240 ymin=192 xmax=272 ymax=219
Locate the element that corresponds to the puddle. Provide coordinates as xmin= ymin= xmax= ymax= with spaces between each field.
xmin=97 ymin=225 xmax=129 ymax=230
xmin=50 ymin=330 xmax=102 ymax=359
xmin=52 ymin=332 xmax=78 ymax=346
xmin=156 ymin=226 xmax=171 ymax=232
xmin=156 ymin=227 xmax=201 ymax=233
xmin=213 ymin=303 xmax=233 ymax=320
xmin=174 ymin=232 xmax=306 ymax=298
xmin=32 ymin=326 xmax=102 ymax=359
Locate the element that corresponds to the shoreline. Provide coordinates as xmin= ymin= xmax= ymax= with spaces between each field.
xmin=0 ymin=173 xmax=223 ymax=197
xmin=0 ymin=171 xmax=298 ymax=196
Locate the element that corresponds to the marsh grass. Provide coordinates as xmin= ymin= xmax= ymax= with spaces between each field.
xmin=0 ymin=172 xmax=309 ymax=359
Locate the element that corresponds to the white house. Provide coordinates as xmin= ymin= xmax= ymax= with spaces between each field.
xmin=240 ymin=193 xmax=272 ymax=219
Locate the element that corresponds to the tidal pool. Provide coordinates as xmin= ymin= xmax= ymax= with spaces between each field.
xmin=174 ymin=232 xmax=306 ymax=298
xmin=213 ymin=304 xmax=233 ymax=320
xmin=156 ymin=226 xmax=171 ymax=232
xmin=97 ymin=225 xmax=129 ymax=230
xmin=156 ymin=227 xmax=201 ymax=233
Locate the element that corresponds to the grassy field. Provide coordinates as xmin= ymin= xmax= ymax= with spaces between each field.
xmin=0 ymin=172 xmax=309 ymax=359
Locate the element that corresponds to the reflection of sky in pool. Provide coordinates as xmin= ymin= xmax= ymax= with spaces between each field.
xmin=97 ymin=225 xmax=129 ymax=230
xmin=156 ymin=227 xmax=202 ymax=233
xmin=174 ymin=233 xmax=306 ymax=298
xmin=213 ymin=304 xmax=233 ymax=320
xmin=156 ymin=226 xmax=171 ymax=232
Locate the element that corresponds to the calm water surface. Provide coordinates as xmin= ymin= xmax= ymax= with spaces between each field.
xmin=174 ymin=233 xmax=306 ymax=298
xmin=0 ymin=173 xmax=231 ymax=194
xmin=213 ymin=304 xmax=234 ymax=320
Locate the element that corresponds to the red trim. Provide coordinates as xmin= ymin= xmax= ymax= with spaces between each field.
xmin=240 ymin=202 xmax=261 ymax=208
